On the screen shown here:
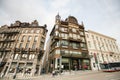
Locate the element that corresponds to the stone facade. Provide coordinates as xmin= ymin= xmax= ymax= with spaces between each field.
xmin=47 ymin=14 xmax=90 ymax=72
xmin=85 ymin=30 xmax=120 ymax=70
xmin=0 ymin=20 xmax=47 ymax=78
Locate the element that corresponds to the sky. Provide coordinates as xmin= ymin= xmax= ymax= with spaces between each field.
xmin=0 ymin=0 xmax=120 ymax=46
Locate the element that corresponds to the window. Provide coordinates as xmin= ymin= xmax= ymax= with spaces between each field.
xmin=0 ymin=52 xmax=3 ymax=58
xmin=55 ymin=25 xmax=58 ymax=29
xmin=88 ymin=41 xmax=91 ymax=48
xmin=19 ymin=43 xmax=22 ymax=48
xmin=70 ymin=42 xmax=80 ymax=49
xmin=77 ymin=35 xmax=80 ymax=39
xmin=60 ymin=27 xmax=64 ymax=32
xmin=14 ymin=54 xmax=19 ymax=60
xmin=72 ymin=28 xmax=77 ymax=33
xmin=55 ymin=50 xmax=60 ymax=54
xmin=25 ymin=43 xmax=29 ymax=49
xmin=60 ymin=33 xmax=68 ymax=39
xmin=55 ymin=31 xmax=59 ymax=36
xmin=21 ymin=54 xmax=27 ymax=59
xmin=81 ymin=43 xmax=87 ymax=49
xmin=92 ymin=35 xmax=94 ymax=39
xmin=60 ymin=27 xmax=68 ymax=32
xmin=29 ymin=54 xmax=35 ymax=60
xmin=69 ymin=33 xmax=72 ymax=38
xmin=64 ymin=34 xmax=68 ymax=39
xmin=61 ymin=40 xmax=69 ymax=46
xmin=80 ymin=32 xmax=84 ymax=35
xmin=69 ymin=33 xmax=78 ymax=39
xmin=81 ymin=37 xmax=85 ymax=42
xmin=21 ymin=35 xmax=26 ymax=42
xmin=28 ymin=36 xmax=32 ymax=42
xmin=36 ymin=30 xmax=40 ymax=33
xmin=93 ymin=63 xmax=96 ymax=67
xmin=25 ymin=30 xmax=28 ymax=33
xmin=32 ymin=43 xmax=36 ymax=49
xmin=34 ymin=36 xmax=38 ymax=42
xmin=73 ymin=34 xmax=77 ymax=39
xmin=64 ymin=28 xmax=68 ymax=32
xmin=70 ymin=51 xmax=81 ymax=54
xmin=21 ymin=30 xmax=24 ymax=33
xmin=86 ymin=34 xmax=89 ymax=38
xmin=61 ymin=50 xmax=68 ymax=54
xmin=31 ymin=30 xmax=34 ymax=33
xmin=96 ymin=36 xmax=98 ymax=40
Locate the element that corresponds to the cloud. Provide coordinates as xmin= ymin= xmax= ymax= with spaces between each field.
xmin=0 ymin=0 xmax=120 ymax=45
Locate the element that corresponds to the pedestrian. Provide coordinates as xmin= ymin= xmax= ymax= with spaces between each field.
xmin=1 ymin=73 xmax=4 ymax=78
xmin=13 ymin=73 xmax=16 ymax=79
xmin=52 ymin=70 xmax=55 ymax=77
xmin=74 ymin=65 xmax=77 ymax=71
xmin=79 ymin=65 xmax=81 ymax=70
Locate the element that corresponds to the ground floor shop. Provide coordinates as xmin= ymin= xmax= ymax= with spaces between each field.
xmin=49 ymin=57 xmax=91 ymax=72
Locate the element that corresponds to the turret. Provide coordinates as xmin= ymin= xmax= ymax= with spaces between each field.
xmin=55 ymin=13 xmax=61 ymax=24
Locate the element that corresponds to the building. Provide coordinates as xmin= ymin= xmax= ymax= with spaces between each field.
xmin=85 ymin=30 xmax=120 ymax=70
xmin=47 ymin=14 xmax=90 ymax=72
xmin=0 ymin=20 xmax=47 ymax=78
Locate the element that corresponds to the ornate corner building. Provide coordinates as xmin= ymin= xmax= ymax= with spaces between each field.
xmin=0 ymin=20 xmax=48 ymax=77
xmin=47 ymin=14 xmax=91 ymax=72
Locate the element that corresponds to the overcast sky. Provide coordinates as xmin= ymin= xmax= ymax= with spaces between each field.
xmin=0 ymin=0 xmax=120 ymax=45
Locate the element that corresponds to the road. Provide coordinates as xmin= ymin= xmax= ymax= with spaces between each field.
xmin=1 ymin=71 xmax=120 ymax=80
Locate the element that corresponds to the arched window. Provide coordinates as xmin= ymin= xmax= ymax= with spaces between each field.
xmin=21 ymin=35 xmax=26 ymax=42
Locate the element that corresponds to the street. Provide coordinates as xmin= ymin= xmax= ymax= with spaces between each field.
xmin=1 ymin=71 xmax=120 ymax=80
xmin=14 ymin=71 xmax=120 ymax=80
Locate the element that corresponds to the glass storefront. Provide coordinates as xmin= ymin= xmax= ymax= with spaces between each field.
xmin=61 ymin=58 xmax=90 ymax=70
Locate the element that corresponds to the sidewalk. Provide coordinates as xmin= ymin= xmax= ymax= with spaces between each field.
xmin=1 ymin=70 xmax=101 ymax=80
xmin=62 ymin=70 xmax=100 ymax=75
xmin=16 ymin=70 xmax=101 ymax=80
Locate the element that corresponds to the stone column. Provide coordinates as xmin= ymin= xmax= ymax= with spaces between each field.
xmin=55 ymin=58 xmax=58 ymax=69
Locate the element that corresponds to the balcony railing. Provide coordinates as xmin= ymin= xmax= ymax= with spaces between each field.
xmin=0 ymin=39 xmax=15 ymax=42
xmin=0 ymin=30 xmax=19 ymax=34
xmin=69 ymin=37 xmax=81 ymax=42
xmin=53 ymin=35 xmax=59 ymax=39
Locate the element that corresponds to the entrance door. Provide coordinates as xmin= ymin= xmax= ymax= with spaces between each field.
xmin=72 ymin=59 xmax=78 ymax=70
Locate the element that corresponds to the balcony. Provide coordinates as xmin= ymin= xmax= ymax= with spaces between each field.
xmin=53 ymin=35 xmax=59 ymax=40
xmin=0 ymin=30 xmax=19 ymax=34
xmin=0 ymin=39 xmax=15 ymax=42
xmin=69 ymin=37 xmax=81 ymax=42
xmin=0 ymin=48 xmax=11 ymax=51
xmin=62 ymin=53 xmax=82 ymax=58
